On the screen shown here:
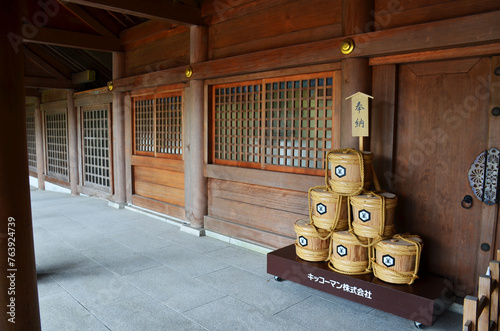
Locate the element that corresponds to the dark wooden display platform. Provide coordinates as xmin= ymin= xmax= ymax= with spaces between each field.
xmin=267 ymin=244 xmax=454 ymax=326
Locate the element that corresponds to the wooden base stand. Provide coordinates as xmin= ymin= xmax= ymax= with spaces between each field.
xmin=267 ymin=245 xmax=454 ymax=326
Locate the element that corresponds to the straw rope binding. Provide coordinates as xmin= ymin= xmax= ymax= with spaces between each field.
xmin=308 ymin=185 xmax=343 ymax=240
xmin=295 ymin=243 xmax=329 ymax=262
xmin=327 ymin=232 xmax=374 ymax=275
xmin=325 ymin=148 xmax=365 ymax=196
xmin=372 ymin=234 xmax=423 ymax=285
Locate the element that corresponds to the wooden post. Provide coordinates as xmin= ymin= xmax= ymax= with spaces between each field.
xmin=34 ymin=97 xmax=45 ymax=190
xmin=341 ymin=0 xmax=373 ymax=150
xmin=184 ymin=26 xmax=208 ymax=229
xmin=478 ymin=275 xmax=492 ymax=330
xmin=0 ymin=0 xmax=41 ymax=329
xmin=463 ymin=296 xmax=478 ymax=331
xmin=112 ymin=52 xmax=126 ymax=207
xmin=124 ymin=93 xmax=133 ymax=204
xmin=341 ymin=59 xmax=372 ymax=150
xmin=371 ymin=64 xmax=396 ymax=190
xmin=489 ymin=261 xmax=500 ymax=330
xmin=67 ymin=90 xmax=79 ymax=195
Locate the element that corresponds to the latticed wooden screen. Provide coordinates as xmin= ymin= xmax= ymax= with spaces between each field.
xmin=214 ymin=81 xmax=262 ymax=164
xmin=134 ymin=98 xmax=155 ymax=153
xmin=26 ymin=115 xmax=37 ymax=171
xmin=82 ymin=107 xmax=110 ymax=189
xmin=212 ymin=72 xmax=336 ymax=175
xmin=133 ymin=92 xmax=183 ymax=158
xmin=156 ymin=94 xmax=183 ymax=156
xmin=45 ymin=112 xmax=69 ymax=180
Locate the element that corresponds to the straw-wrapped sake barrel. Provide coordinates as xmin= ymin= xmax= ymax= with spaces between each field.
xmin=373 ymin=235 xmax=423 ymax=285
xmin=294 ymin=219 xmax=330 ymax=262
xmin=351 ymin=192 xmax=397 ymax=239
xmin=309 ymin=187 xmax=348 ymax=231
xmin=329 ymin=231 xmax=370 ymax=274
xmin=328 ymin=150 xmax=374 ymax=195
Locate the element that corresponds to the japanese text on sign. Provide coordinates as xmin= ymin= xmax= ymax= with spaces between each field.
xmin=307 ymin=273 xmax=373 ymax=300
xmin=347 ymin=92 xmax=373 ymax=137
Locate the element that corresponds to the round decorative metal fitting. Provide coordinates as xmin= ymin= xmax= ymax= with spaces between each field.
xmin=185 ymin=66 xmax=193 ymax=78
xmin=340 ymin=38 xmax=355 ymax=55
xmin=107 ymin=81 xmax=113 ymax=91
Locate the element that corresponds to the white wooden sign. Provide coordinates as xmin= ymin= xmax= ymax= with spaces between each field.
xmin=346 ymin=92 xmax=373 ymax=137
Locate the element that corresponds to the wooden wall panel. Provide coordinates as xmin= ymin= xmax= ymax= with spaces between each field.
xmin=208 ymin=0 xmax=342 ymax=59
xmin=374 ymin=0 xmax=500 ymax=30
xmin=134 ymin=180 xmax=185 ymax=207
xmin=133 ymin=166 xmax=184 ymax=189
xmin=132 ymin=195 xmax=186 ymax=220
xmin=131 ymin=156 xmax=185 ymax=213
xmin=124 ymin=28 xmax=190 ymax=77
xmin=204 ymin=216 xmax=295 ymax=249
xmin=209 ymin=179 xmax=308 ymax=216
xmin=207 ymin=178 xmax=309 ymax=244
xmin=41 ymin=89 xmax=67 ymax=103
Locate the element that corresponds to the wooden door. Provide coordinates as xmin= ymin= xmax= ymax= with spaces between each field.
xmin=393 ymin=57 xmax=495 ymax=295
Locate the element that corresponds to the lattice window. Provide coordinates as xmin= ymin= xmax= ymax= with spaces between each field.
xmin=26 ymin=115 xmax=37 ymax=170
xmin=133 ymin=91 xmax=183 ymax=158
xmin=214 ymin=82 xmax=262 ymax=164
xmin=212 ymin=72 xmax=336 ymax=175
xmin=45 ymin=112 xmax=69 ymax=179
xmin=156 ymin=94 xmax=183 ymax=156
xmin=134 ymin=98 xmax=155 ymax=153
xmin=263 ymin=76 xmax=333 ymax=170
xmin=83 ymin=107 xmax=110 ymax=189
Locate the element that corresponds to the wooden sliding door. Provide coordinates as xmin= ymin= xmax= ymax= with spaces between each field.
xmin=393 ymin=57 xmax=497 ymax=294
xmin=131 ymin=90 xmax=185 ymax=220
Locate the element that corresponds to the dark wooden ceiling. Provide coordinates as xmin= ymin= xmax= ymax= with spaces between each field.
xmin=23 ymin=0 xmax=201 ymax=94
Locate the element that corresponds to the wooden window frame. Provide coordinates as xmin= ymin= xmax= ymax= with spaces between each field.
xmin=132 ymin=91 xmax=184 ymax=160
xmin=81 ymin=104 xmax=112 ymax=192
xmin=26 ymin=114 xmax=37 ymax=172
xmin=44 ymin=109 xmax=69 ymax=181
xmin=210 ymin=71 xmax=337 ymax=176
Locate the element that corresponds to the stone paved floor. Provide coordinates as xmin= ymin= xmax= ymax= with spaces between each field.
xmin=31 ymin=188 xmax=462 ymax=330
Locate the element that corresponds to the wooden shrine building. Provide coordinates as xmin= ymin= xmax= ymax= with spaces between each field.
xmin=1 ymin=0 xmax=499 ymax=328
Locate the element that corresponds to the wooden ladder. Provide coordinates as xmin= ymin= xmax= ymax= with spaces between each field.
xmin=463 ymin=250 xmax=500 ymax=331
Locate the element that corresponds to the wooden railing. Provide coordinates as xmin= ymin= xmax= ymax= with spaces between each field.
xmin=463 ymin=250 xmax=500 ymax=331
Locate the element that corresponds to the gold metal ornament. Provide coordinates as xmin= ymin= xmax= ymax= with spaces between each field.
xmin=185 ymin=66 xmax=193 ymax=78
xmin=107 ymin=81 xmax=113 ymax=91
xmin=340 ymin=39 xmax=355 ymax=55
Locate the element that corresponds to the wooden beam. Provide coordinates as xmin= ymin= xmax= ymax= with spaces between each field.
xmin=62 ymin=0 xmax=202 ymax=26
xmin=113 ymin=10 xmax=500 ymax=92
xmin=24 ymin=27 xmax=122 ymax=52
xmin=24 ymin=46 xmax=67 ymax=79
xmin=58 ymin=2 xmax=116 ymax=38
xmin=24 ymin=77 xmax=77 ymax=89
xmin=370 ymin=43 xmax=500 ymax=66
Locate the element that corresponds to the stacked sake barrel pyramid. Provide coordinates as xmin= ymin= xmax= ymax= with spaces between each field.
xmin=294 ymin=148 xmax=423 ymax=285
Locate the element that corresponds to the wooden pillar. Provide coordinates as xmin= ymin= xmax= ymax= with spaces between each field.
xmin=112 ymin=52 xmax=126 ymax=207
xmin=124 ymin=93 xmax=133 ymax=204
xmin=341 ymin=0 xmax=373 ymax=150
xmin=0 ymin=0 xmax=41 ymax=329
xmin=184 ymin=26 xmax=208 ymax=229
xmin=67 ymin=90 xmax=78 ymax=195
xmin=34 ymin=97 xmax=45 ymax=190
xmin=371 ymin=64 xmax=396 ymax=190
